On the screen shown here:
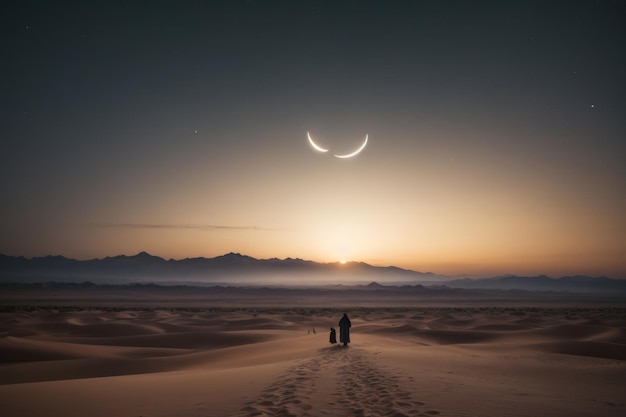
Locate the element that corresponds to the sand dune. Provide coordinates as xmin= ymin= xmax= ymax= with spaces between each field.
xmin=0 ymin=307 xmax=625 ymax=417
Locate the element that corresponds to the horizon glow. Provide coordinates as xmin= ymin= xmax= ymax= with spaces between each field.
xmin=1 ymin=2 xmax=624 ymax=279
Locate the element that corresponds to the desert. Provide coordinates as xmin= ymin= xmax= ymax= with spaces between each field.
xmin=1 ymin=296 xmax=625 ymax=417
xmin=4 ymin=1 xmax=625 ymax=416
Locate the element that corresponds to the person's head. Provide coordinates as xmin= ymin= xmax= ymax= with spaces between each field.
xmin=343 ymin=313 xmax=348 ymax=317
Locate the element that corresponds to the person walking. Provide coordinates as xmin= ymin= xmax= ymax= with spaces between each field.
xmin=339 ymin=313 xmax=351 ymax=346
xmin=329 ymin=327 xmax=337 ymax=344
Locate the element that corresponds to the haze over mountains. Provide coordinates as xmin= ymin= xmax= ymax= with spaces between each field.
xmin=0 ymin=252 xmax=440 ymax=285
xmin=1 ymin=252 xmax=625 ymax=294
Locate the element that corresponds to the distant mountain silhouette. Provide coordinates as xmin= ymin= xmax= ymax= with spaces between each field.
xmin=0 ymin=253 xmax=623 ymax=294
xmin=437 ymin=275 xmax=626 ymax=294
xmin=0 ymin=252 xmax=440 ymax=284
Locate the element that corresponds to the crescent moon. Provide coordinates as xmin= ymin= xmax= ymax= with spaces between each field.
xmin=307 ymin=131 xmax=328 ymax=153
xmin=334 ymin=134 xmax=368 ymax=158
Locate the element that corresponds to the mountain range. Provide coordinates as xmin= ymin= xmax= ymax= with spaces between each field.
xmin=0 ymin=252 xmax=438 ymax=285
xmin=0 ymin=252 xmax=624 ymax=294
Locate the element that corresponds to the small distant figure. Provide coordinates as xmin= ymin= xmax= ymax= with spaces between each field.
xmin=329 ymin=327 xmax=337 ymax=344
xmin=339 ymin=313 xmax=351 ymax=347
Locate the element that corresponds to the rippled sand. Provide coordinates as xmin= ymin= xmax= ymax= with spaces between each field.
xmin=1 ymin=307 xmax=625 ymax=417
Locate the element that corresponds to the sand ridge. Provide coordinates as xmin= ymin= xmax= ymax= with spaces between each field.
xmin=0 ymin=307 xmax=625 ymax=417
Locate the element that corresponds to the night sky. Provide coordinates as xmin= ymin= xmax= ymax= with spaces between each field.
xmin=2 ymin=1 xmax=625 ymax=277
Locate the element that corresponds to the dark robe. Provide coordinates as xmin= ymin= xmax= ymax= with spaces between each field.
xmin=329 ymin=327 xmax=337 ymax=344
xmin=339 ymin=314 xmax=351 ymax=344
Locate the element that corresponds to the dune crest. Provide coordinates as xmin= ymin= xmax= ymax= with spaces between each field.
xmin=0 ymin=307 xmax=625 ymax=417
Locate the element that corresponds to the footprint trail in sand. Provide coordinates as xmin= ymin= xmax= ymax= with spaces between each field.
xmin=238 ymin=346 xmax=439 ymax=417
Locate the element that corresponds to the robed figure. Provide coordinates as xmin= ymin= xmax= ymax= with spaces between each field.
xmin=329 ymin=327 xmax=337 ymax=344
xmin=339 ymin=313 xmax=351 ymax=346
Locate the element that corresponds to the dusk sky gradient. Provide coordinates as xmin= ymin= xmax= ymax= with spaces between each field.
xmin=2 ymin=1 xmax=625 ymax=277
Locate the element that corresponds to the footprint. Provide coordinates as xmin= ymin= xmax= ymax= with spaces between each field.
xmin=237 ymin=347 xmax=433 ymax=417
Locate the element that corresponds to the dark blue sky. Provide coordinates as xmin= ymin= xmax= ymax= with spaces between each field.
xmin=2 ymin=1 xmax=625 ymax=277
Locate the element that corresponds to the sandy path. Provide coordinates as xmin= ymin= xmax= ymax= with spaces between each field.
xmin=1 ymin=308 xmax=625 ymax=417
xmin=237 ymin=345 xmax=438 ymax=417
